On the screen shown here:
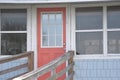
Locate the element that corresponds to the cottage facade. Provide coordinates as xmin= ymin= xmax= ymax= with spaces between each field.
xmin=0 ymin=0 xmax=120 ymax=80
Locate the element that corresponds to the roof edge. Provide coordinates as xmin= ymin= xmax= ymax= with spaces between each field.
xmin=0 ymin=0 xmax=119 ymax=4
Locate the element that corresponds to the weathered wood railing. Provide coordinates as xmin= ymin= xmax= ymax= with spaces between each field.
xmin=13 ymin=51 xmax=74 ymax=80
xmin=0 ymin=51 xmax=34 ymax=80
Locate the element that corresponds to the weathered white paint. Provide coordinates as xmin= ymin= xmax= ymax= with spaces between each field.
xmin=0 ymin=0 xmax=118 ymax=4
xmin=31 ymin=5 xmax=37 ymax=70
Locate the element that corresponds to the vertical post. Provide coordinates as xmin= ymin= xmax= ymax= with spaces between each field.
xmin=28 ymin=51 xmax=34 ymax=71
xmin=68 ymin=51 xmax=74 ymax=80
xmin=51 ymin=66 xmax=56 ymax=80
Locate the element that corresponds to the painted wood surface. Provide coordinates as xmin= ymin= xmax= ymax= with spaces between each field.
xmin=37 ymin=7 xmax=66 ymax=80
xmin=13 ymin=51 xmax=74 ymax=80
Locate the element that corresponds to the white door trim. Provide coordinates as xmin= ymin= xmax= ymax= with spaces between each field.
xmin=32 ymin=4 xmax=70 ymax=69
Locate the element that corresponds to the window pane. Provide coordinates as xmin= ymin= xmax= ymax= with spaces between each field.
xmin=42 ymin=14 xmax=49 ymax=24
xmin=42 ymin=36 xmax=48 ymax=46
xmin=1 ymin=33 xmax=26 ymax=55
xmin=56 ymin=13 xmax=62 ymax=24
xmin=76 ymin=32 xmax=103 ymax=55
xmin=49 ymin=25 xmax=56 ymax=36
xmin=56 ymin=25 xmax=62 ymax=34
xmin=49 ymin=36 xmax=55 ymax=46
xmin=56 ymin=35 xmax=62 ymax=46
xmin=76 ymin=7 xmax=103 ymax=30
xmin=49 ymin=14 xmax=55 ymax=24
xmin=42 ymin=14 xmax=48 ymax=21
xmin=1 ymin=9 xmax=27 ymax=31
xmin=107 ymin=6 xmax=120 ymax=29
xmin=108 ymin=31 xmax=120 ymax=54
xmin=42 ymin=24 xmax=48 ymax=35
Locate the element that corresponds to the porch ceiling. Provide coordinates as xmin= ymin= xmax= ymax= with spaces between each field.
xmin=0 ymin=0 xmax=119 ymax=4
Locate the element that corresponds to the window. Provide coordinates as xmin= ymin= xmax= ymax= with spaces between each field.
xmin=76 ymin=6 xmax=120 ymax=55
xmin=41 ymin=12 xmax=63 ymax=47
xmin=76 ymin=7 xmax=103 ymax=55
xmin=0 ymin=9 xmax=27 ymax=55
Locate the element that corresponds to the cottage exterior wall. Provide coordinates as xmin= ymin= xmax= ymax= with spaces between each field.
xmin=1 ymin=1 xmax=120 ymax=80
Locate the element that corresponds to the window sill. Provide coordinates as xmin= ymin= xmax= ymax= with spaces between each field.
xmin=74 ymin=54 xmax=120 ymax=60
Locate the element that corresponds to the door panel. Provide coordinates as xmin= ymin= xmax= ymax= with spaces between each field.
xmin=37 ymin=8 xmax=66 ymax=80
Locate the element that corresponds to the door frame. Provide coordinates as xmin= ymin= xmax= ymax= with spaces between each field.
xmin=32 ymin=4 xmax=71 ymax=69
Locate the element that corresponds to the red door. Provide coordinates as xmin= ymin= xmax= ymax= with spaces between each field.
xmin=37 ymin=8 xmax=66 ymax=80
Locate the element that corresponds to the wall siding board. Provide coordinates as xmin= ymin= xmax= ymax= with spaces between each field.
xmin=0 ymin=58 xmax=28 ymax=80
xmin=74 ymin=59 xmax=120 ymax=80
xmin=0 ymin=58 xmax=27 ymax=71
xmin=0 ymin=67 xmax=28 ymax=80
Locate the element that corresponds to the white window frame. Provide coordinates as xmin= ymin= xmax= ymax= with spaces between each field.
xmin=41 ymin=11 xmax=63 ymax=48
xmin=0 ymin=5 xmax=32 ymax=57
xmin=71 ymin=2 xmax=120 ymax=59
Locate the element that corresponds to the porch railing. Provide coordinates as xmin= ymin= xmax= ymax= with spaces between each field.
xmin=13 ymin=51 xmax=74 ymax=80
xmin=0 ymin=51 xmax=34 ymax=80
